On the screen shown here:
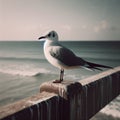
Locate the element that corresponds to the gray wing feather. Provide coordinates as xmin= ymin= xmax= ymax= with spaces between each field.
xmin=50 ymin=46 xmax=86 ymax=66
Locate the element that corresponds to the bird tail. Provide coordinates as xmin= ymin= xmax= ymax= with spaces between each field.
xmin=86 ymin=61 xmax=113 ymax=71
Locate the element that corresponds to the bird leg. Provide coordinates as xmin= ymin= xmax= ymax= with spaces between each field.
xmin=53 ymin=69 xmax=64 ymax=83
xmin=60 ymin=69 xmax=64 ymax=81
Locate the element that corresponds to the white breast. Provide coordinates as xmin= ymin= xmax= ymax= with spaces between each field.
xmin=44 ymin=41 xmax=63 ymax=69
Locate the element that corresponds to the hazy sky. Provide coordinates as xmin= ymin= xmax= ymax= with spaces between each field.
xmin=0 ymin=0 xmax=120 ymax=40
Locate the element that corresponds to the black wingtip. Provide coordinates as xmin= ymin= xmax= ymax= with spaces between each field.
xmin=86 ymin=61 xmax=113 ymax=70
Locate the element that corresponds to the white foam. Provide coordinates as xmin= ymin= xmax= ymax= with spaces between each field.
xmin=0 ymin=64 xmax=51 ymax=77
xmin=101 ymin=96 xmax=120 ymax=118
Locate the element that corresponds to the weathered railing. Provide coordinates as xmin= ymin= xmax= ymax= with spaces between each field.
xmin=0 ymin=66 xmax=120 ymax=120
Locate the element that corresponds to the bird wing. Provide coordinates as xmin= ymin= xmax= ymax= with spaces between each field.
xmin=49 ymin=45 xmax=86 ymax=66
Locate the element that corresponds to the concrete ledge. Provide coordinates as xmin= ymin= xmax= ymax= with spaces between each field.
xmin=40 ymin=81 xmax=82 ymax=99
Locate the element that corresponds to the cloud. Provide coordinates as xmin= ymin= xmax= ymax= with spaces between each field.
xmin=101 ymin=20 xmax=108 ymax=29
xmin=93 ymin=20 xmax=108 ymax=33
xmin=61 ymin=25 xmax=72 ymax=31
xmin=81 ymin=25 xmax=88 ymax=29
xmin=94 ymin=26 xmax=100 ymax=33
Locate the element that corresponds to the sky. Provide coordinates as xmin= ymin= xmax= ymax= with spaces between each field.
xmin=0 ymin=0 xmax=120 ymax=41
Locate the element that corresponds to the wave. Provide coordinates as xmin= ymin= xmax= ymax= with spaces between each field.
xmin=0 ymin=56 xmax=45 ymax=62
xmin=0 ymin=68 xmax=51 ymax=77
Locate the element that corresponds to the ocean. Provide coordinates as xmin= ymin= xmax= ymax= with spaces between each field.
xmin=0 ymin=41 xmax=120 ymax=119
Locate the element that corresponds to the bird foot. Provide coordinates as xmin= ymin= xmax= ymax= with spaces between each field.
xmin=53 ymin=79 xmax=63 ymax=83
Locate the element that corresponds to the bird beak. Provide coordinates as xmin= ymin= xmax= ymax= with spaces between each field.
xmin=38 ymin=36 xmax=46 ymax=40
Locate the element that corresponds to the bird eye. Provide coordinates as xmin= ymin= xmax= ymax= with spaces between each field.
xmin=48 ymin=33 xmax=51 ymax=37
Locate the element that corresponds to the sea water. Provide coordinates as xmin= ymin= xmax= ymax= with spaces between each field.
xmin=0 ymin=41 xmax=120 ymax=119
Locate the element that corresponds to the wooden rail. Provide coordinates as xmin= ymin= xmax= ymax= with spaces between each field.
xmin=0 ymin=66 xmax=120 ymax=120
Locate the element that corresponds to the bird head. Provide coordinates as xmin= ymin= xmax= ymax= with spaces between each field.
xmin=38 ymin=30 xmax=59 ymax=42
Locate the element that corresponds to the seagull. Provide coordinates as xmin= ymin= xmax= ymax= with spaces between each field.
xmin=38 ymin=30 xmax=112 ymax=83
